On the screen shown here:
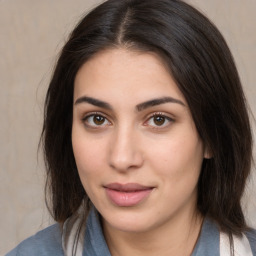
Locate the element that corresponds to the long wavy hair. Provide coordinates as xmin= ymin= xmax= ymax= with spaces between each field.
xmin=41 ymin=0 xmax=253 ymax=253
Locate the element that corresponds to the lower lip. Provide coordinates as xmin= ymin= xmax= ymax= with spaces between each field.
xmin=105 ymin=188 xmax=153 ymax=207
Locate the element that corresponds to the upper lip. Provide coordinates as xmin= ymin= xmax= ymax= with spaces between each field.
xmin=104 ymin=183 xmax=154 ymax=192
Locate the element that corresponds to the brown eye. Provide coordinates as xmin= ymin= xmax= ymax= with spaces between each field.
xmin=145 ymin=113 xmax=173 ymax=128
xmin=93 ymin=115 xmax=105 ymax=125
xmin=83 ymin=113 xmax=111 ymax=128
xmin=153 ymin=115 xmax=165 ymax=126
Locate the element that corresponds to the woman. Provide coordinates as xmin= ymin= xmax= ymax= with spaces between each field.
xmin=7 ymin=0 xmax=255 ymax=255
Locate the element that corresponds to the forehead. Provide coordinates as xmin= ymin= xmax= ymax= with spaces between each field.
xmin=74 ymin=48 xmax=185 ymax=104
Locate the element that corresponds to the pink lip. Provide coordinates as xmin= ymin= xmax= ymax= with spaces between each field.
xmin=104 ymin=183 xmax=154 ymax=207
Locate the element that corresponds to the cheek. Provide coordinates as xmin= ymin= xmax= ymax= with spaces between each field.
xmin=72 ymin=127 xmax=107 ymax=180
xmin=148 ymin=136 xmax=203 ymax=209
xmin=146 ymin=133 xmax=204 ymax=180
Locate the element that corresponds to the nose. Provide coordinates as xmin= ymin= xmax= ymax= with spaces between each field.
xmin=108 ymin=127 xmax=144 ymax=172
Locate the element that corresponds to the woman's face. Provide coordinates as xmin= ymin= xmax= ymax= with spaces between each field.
xmin=72 ymin=48 xmax=207 ymax=233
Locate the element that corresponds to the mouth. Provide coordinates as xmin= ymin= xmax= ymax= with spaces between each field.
xmin=103 ymin=183 xmax=154 ymax=207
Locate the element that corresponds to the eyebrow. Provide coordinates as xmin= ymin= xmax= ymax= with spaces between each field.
xmin=74 ymin=96 xmax=185 ymax=111
xmin=136 ymin=97 xmax=185 ymax=111
xmin=74 ymin=96 xmax=113 ymax=110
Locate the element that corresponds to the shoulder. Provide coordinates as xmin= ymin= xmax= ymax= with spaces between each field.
xmin=6 ymin=224 xmax=64 ymax=256
xmin=193 ymin=218 xmax=256 ymax=256
xmin=245 ymin=228 xmax=256 ymax=255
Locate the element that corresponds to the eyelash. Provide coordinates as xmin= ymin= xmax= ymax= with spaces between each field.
xmin=82 ymin=112 xmax=174 ymax=129
xmin=82 ymin=112 xmax=111 ymax=128
xmin=144 ymin=112 xmax=174 ymax=129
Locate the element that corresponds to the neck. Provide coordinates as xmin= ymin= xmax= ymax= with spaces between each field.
xmin=102 ymin=209 xmax=203 ymax=256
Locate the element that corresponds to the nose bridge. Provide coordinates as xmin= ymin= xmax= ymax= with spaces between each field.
xmin=108 ymin=123 xmax=143 ymax=171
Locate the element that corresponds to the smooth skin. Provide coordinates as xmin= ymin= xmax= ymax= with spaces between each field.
xmin=72 ymin=48 xmax=210 ymax=256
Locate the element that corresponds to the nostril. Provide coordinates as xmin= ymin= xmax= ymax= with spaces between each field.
xmin=109 ymin=151 xmax=144 ymax=171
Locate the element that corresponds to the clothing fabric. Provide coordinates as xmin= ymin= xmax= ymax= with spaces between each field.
xmin=6 ymin=208 xmax=256 ymax=256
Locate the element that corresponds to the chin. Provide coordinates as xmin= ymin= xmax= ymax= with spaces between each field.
xmin=99 ymin=207 xmax=163 ymax=234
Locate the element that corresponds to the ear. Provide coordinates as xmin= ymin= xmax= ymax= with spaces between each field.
xmin=204 ymin=145 xmax=213 ymax=159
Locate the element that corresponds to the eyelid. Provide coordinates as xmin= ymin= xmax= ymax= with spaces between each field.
xmin=82 ymin=111 xmax=112 ymax=128
xmin=145 ymin=111 xmax=175 ymax=120
xmin=80 ymin=111 xmax=174 ymax=130
xmin=82 ymin=111 xmax=107 ymax=120
xmin=143 ymin=112 xmax=175 ymax=128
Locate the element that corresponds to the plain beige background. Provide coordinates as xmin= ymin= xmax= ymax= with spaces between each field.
xmin=1 ymin=0 xmax=255 ymax=254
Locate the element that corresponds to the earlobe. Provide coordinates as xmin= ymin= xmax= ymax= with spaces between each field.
xmin=204 ymin=146 xmax=213 ymax=159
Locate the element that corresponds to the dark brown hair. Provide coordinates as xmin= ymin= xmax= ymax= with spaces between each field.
xmin=42 ymin=0 xmax=253 ymax=247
